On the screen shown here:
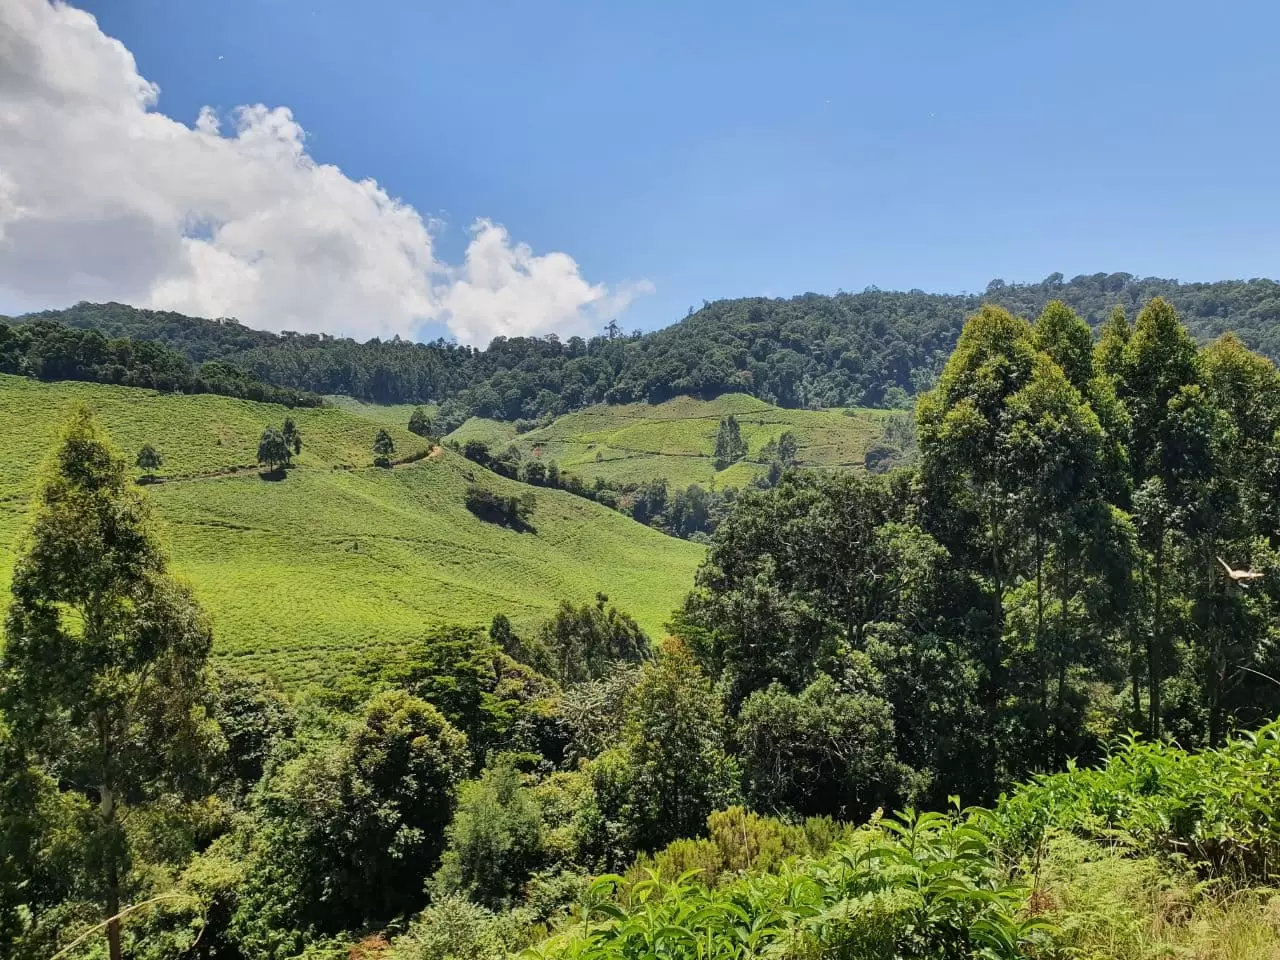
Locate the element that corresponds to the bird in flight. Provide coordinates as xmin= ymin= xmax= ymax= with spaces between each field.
xmin=1218 ymin=557 xmax=1264 ymax=583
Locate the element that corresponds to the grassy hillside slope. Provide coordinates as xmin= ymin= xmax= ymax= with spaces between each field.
xmin=324 ymin=396 xmax=434 ymax=429
xmin=0 ymin=376 xmax=702 ymax=687
xmin=449 ymin=394 xmax=901 ymax=489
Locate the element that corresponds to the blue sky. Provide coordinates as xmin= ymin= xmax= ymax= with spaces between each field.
xmin=10 ymin=0 xmax=1280 ymax=338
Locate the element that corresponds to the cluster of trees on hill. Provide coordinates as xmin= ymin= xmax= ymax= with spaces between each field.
xmin=0 ymin=318 xmax=322 ymax=406
xmin=27 ymin=274 xmax=1280 ymax=421
xmin=6 ymin=293 xmax=1280 ymax=960
xmin=256 ymin=417 xmax=304 ymax=472
xmin=677 ymin=297 xmax=1280 ymax=804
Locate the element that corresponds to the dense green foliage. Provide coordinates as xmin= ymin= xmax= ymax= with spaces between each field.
xmin=373 ymin=427 xmax=397 ymax=466
xmin=135 ymin=443 xmax=163 ymax=476
xmin=534 ymin=810 xmax=1054 ymax=960
xmin=29 ymin=274 xmax=1280 ymax=419
xmin=0 ymin=317 xmax=320 ymax=406
xmin=997 ymin=723 xmax=1280 ymax=881
xmin=232 ymin=691 xmax=470 ymax=950
xmin=529 ymin=595 xmax=651 ymax=684
xmin=464 ymin=484 xmax=537 ymax=529
xmin=712 ymin=415 xmax=747 ymax=468
xmin=679 ymin=298 xmax=1280 ymax=817
xmin=528 ymin=725 xmax=1280 ymax=960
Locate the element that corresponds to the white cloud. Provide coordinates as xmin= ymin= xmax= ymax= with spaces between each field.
xmin=440 ymin=220 xmax=655 ymax=344
xmin=0 ymin=0 xmax=648 ymax=345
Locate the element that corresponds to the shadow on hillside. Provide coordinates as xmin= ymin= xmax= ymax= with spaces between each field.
xmin=465 ymin=506 xmax=537 ymax=534
xmin=258 ymin=468 xmax=287 ymax=482
xmin=463 ymin=484 xmax=537 ymax=532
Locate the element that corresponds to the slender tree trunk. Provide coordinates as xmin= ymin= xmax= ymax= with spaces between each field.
xmin=101 ymin=785 xmax=123 ymax=960
xmin=985 ymin=503 xmax=1006 ymax=791
xmin=1205 ymin=545 xmax=1225 ymax=747
xmin=1034 ymin=524 xmax=1046 ymax=722
xmin=106 ymin=870 xmax=122 ymax=960
xmin=1056 ymin=546 xmax=1071 ymax=759
xmin=1207 ymin=620 xmax=1224 ymax=746
xmin=1149 ymin=536 xmax=1165 ymax=739
xmin=1132 ymin=558 xmax=1147 ymax=727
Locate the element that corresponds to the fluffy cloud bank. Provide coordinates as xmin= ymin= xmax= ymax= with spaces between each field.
xmin=0 ymin=0 xmax=648 ymax=344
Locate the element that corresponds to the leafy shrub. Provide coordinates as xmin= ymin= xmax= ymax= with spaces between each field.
xmin=994 ymin=722 xmax=1280 ymax=882
xmin=231 ymin=693 xmax=470 ymax=949
xmin=390 ymin=895 xmax=535 ymax=960
xmin=532 ymin=809 xmax=1052 ymax=960
xmin=210 ymin=666 xmax=296 ymax=796
xmin=558 ymin=667 xmax=642 ymax=764
xmin=626 ymin=806 xmax=854 ymax=888
xmin=737 ymin=673 xmax=908 ymax=820
xmin=863 ymin=442 xmax=903 ymax=473
xmin=408 ymin=406 xmax=434 ymax=438
xmin=376 ymin=625 xmax=562 ymax=763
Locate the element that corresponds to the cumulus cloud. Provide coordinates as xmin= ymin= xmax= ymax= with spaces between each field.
xmin=440 ymin=220 xmax=655 ymax=345
xmin=0 ymin=0 xmax=647 ymax=345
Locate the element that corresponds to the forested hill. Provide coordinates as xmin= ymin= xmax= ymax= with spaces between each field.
xmin=19 ymin=272 xmax=1280 ymax=419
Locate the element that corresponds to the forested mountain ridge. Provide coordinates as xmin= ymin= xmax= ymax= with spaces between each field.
xmin=16 ymin=272 xmax=1280 ymax=418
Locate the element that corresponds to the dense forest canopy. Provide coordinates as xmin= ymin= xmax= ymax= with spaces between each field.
xmin=0 ymin=317 xmax=322 ymax=406
xmin=16 ymin=272 xmax=1280 ymax=420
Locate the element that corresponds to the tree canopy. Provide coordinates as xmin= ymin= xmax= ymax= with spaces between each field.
xmin=22 ymin=274 xmax=1280 ymax=420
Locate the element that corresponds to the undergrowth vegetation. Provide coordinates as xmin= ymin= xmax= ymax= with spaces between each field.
xmin=508 ymin=726 xmax=1280 ymax=960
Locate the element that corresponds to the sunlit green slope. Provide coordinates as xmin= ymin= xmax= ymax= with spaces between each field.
xmin=449 ymin=393 xmax=902 ymax=488
xmin=0 ymin=376 xmax=703 ymax=687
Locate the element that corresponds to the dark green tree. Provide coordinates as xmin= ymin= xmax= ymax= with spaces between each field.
xmin=1115 ymin=299 xmax=1205 ymax=736
xmin=600 ymin=638 xmax=739 ymax=853
xmin=135 ymin=443 xmax=163 ymax=477
xmin=522 ymin=459 xmax=548 ymax=485
xmin=373 ymin=428 xmax=396 ymax=466
xmin=737 ymin=671 xmax=905 ymax=820
xmin=775 ymin=430 xmax=799 ymax=464
xmin=281 ymin=416 xmax=302 ymax=458
xmin=713 ymin=415 xmax=747 ymax=469
xmin=257 ymin=425 xmax=289 ymax=472
xmin=1094 ymin=304 xmax=1131 ymax=381
xmin=667 ymin=484 xmax=714 ymax=537
xmin=0 ymin=407 xmax=219 ymax=960
xmin=536 ymin=595 xmax=650 ymax=683
xmin=1034 ymin=300 xmax=1094 ymax=393
xmin=408 ymin=406 xmax=435 ymax=438
xmin=380 ymin=625 xmax=560 ymax=763
xmin=210 ymin=666 xmax=295 ymax=796
xmin=233 ymin=692 xmax=469 ymax=950
xmin=431 ymin=759 xmax=544 ymax=909
xmin=683 ymin=471 xmax=912 ymax=704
